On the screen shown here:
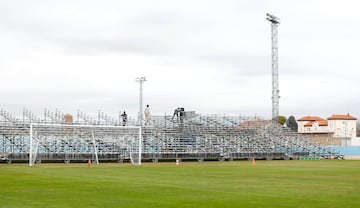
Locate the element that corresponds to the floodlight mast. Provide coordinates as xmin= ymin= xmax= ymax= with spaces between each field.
xmin=266 ymin=13 xmax=280 ymax=124
xmin=135 ymin=77 xmax=146 ymax=126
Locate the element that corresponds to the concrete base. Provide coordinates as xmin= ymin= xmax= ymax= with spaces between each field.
xmin=344 ymin=155 xmax=360 ymax=160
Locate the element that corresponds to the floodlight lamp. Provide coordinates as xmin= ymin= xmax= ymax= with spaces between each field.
xmin=266 ymin=13 xmax=280 ymax=24
xmin=135 ymin=77 xmax=147 ymax=82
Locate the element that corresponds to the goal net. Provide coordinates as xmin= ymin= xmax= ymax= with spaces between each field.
xmin=29 ymin=123 xmax=142 ymax=166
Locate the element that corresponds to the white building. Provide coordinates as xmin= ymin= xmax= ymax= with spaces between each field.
xmin=327 ymin=114 xmax=357 ymax=138
xmin=297 ymin=116 xmax=330 ymax=134
xmin=297 ymin=114 xmax=357 ymax=138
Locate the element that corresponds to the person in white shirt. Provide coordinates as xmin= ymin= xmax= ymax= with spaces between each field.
xmin=144 ymin=104 xmax=150 ymax=125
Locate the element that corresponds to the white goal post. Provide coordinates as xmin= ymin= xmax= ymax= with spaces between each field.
xmin=29 ymin=123 xmax=142 ymax=166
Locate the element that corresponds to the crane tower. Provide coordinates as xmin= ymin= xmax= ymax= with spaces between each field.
xmin=266 ymin=13 xmax=280 ymax=123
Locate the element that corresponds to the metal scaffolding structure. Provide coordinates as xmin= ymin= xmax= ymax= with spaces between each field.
xmin=0 ymin=108 xmax=339 ymax=163
xmin=97 ymin=110 xmax=118 ymax=126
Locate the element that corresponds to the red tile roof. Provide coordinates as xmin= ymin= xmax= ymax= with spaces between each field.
xmin=327 ymin=114 xmax=357 ymax=120
xmin=235 ymin=120 xmax=271 ymax=129
xmin=304 ymin=120 xmax=328 ymax=127
xmin=298 ymin=116 xmax=328 ymax=126
xmin=298 ymin=116 xmax=325 ymax=121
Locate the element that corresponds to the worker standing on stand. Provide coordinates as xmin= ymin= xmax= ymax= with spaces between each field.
xmin=144 ymin=104 xmax=150 ymax=125
xmin=179 ymin=107 xmax=185 ymax=123
xmin=121 ymin=111 xmax=127 ymax=126
xmin=172 ymin=107 xmax=180 ymax=121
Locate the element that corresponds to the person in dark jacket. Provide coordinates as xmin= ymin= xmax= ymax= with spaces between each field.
xmin=121 ymin=111 xmax=127 ymax=126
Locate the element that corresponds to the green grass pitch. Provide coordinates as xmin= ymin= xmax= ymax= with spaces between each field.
xmin=0 ymin=160 xmax=359 ymax=208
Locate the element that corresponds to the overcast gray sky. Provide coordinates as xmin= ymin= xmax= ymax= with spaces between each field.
xmin=1 ymin=0 xmax=360 ymax=120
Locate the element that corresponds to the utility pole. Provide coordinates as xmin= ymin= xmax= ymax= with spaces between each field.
xmin=266 ymin=13 xmax=280 ymax=124
xmin=135 ymin=77 xmax=146 ymax=126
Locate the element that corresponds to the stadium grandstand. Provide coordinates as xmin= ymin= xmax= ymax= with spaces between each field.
xmin=0 ymin=108 xmax=340 ymax=164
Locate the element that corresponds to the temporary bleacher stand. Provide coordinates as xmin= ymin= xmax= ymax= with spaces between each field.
xmin=0 ymin=109 xmax=340 ymax=163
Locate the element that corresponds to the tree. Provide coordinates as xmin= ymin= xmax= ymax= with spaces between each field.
xmin=277 ymin=116 xmax=287 ymax=125
xmin=286 ymin=115 xmax=298 ymax=132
